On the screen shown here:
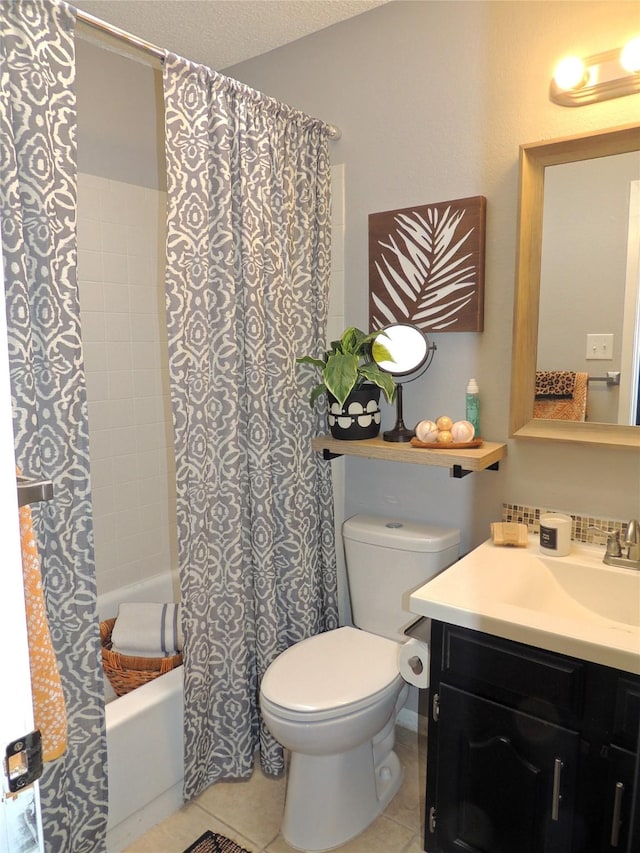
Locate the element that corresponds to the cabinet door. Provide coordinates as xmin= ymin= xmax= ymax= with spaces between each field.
xmin=600 ymin=745 xmax=636 ymax=852
xmin=433 ymin=684 xmax=579 ymax=853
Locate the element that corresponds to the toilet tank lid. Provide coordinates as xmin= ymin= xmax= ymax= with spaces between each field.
xmin=343 ymin=514 xmax=460 ymax=553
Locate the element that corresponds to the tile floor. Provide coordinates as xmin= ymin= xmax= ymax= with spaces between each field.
xmin=122 ymin=724 xmax=426 ymax=853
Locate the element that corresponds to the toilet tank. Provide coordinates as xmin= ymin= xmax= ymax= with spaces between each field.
xmin=343 ymin=514 xmax=460 ymax=642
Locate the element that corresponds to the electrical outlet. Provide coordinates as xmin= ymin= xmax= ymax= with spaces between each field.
xmin=585 ymin=333 xmax=614 ymax=360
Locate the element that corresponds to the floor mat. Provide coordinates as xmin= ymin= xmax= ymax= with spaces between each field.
xmin=183 ymin=830 xmax=252 ymax=853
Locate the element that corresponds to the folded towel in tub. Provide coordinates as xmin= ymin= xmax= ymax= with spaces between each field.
xmin=111 ymin=602 xmax=183 ymax=657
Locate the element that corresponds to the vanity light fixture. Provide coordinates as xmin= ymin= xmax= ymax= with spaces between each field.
xmin=550 ymin=37 xmax=640 ymax=106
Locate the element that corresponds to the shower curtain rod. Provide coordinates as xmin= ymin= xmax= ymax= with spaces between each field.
xmin=74 ymin=8 xmax=342 ymax=140
xmin=76 ymin=9 xmax=165 ymax=62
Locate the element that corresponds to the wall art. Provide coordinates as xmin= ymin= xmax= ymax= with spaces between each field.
xmin=369 ymin=196 xmax=486 ymax=333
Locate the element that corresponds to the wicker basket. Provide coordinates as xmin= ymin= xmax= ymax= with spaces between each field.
xmin=100 ymin=618 xmax=183 ymax=697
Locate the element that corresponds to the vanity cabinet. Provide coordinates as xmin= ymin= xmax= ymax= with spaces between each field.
xmin=425 ymin=622 xmax=640 ymax=853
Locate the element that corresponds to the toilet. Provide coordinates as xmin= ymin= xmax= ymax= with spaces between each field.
xmin=260 ymin=513 xmax=460 ymax=852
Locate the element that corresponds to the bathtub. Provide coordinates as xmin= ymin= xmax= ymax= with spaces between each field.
xmin=98 ymin=573 xmax=184 ymax=853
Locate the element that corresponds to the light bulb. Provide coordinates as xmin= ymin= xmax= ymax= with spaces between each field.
xmin=620 ymin=36 xmax=640 ymax=73
xmin=553 ymin=56 xmax=588 ymax=90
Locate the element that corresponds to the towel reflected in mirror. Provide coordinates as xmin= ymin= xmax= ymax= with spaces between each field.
xmin=534 ymin=371 xmax=588 ymax=421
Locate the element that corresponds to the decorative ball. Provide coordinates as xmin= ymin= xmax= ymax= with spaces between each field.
xmin=437 ymin=430 xmax=453 ymax=444
xmin=451 ymin=420 xmax=475 ymax=442
xmin=415 ymin=419 xmax=439 ymax=442
xmin=436 ymin=415 xmax=453 ymax=431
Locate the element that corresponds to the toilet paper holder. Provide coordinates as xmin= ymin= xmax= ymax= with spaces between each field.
xmin=404 ymin=616 xmax=430 ymax=642
xmin=399 ymin=617 xmax=431 ymax=689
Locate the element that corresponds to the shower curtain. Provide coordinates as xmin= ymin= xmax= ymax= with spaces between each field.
xmin=0 ymin=2 xmax=107 ymax=850
xmin=163 ymin=54 xmax=338 ymax=798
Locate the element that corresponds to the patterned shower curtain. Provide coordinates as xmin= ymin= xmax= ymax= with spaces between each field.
xmin=163 ymin=54 xmax=338 ymax=799
xmin=0 ymin=2 xmax=107 ymax=850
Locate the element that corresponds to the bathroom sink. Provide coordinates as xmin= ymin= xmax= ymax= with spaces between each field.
xmin=499 ymin=553 xmax=640 ymax=627
xmin=410 ymin=536 xmax=640 ymax=674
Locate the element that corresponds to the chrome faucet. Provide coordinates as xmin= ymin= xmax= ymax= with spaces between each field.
xmin=602 ymin=520 xmax=640 ymax=570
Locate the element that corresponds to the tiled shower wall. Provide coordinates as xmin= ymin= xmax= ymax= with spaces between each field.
xmin=77 ymin=174 xmax=177 ymax=598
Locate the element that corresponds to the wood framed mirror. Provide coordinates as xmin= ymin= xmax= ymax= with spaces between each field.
xmin=510 ymin=123 xmax=640 ymax=449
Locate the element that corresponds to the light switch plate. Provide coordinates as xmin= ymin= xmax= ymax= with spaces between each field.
xmin=585 ymin=333 xmax=614 ymax=360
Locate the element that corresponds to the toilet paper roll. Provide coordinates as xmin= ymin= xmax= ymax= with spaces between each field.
xmin=398 ymin=638 xmax=430 ymax=689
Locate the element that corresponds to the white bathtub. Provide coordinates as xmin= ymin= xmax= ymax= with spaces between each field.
xmin=98 ymin=573 xmax=184 ymax=853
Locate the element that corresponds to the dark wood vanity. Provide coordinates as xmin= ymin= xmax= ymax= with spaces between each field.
xmin=425 ymin=621 xmax=640 ymax=853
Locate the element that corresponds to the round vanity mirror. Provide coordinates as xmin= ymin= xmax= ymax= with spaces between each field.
xmin=373 ymin=323 xmax=430 ymax=376
xmin=373 ymin=323 xmax=436 ymax=441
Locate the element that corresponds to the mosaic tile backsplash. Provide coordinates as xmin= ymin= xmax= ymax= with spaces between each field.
xmin=502 ymin=504 xmax=628 ymax=547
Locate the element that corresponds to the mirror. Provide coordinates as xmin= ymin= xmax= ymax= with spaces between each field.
xmin=373 ymin=323 xmax=436 ymax=442
xmin=510 ymin=123 xmax=640 ymax=449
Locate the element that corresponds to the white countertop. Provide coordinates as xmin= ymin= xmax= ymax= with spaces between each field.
xmin=410 ymin=535 xmax=640 ymax=675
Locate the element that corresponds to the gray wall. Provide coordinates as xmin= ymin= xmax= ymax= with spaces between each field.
xmin=76 ymin=37 xmax=165 ymax=190
xmin=224 ymin=0 xmax=640 ymax=547
xmin=76 ymin=1 xmax=640 ymax=559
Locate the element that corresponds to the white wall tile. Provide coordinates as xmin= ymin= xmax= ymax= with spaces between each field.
xmin=113 ymin=507 xmax=141 ymax=539
xmin=110 ymin=398 xmax=136 ymax=429
xmin=108 ymin=371 xmax=134 ymax=400
xmin=89 ymin=457 xmax=113 ymax=486
xmin=88 ymin=399 xmax=112 ymax=429
xmin=82 ymin=341 xmax=108 ymax=372
xmin=131 ymin=341 xmax=160 ymax=370
xmin=129 ymin=285 xmax=158 ymax=314
xmin=111 ymin=426 xmax=137 ymax=456
xmin=103 ymin=283 xmax=130 ymax=313
xmin=328 ymin=269 xmax=344 ymax=321
xmin=106 ymin=341 xmax=132 ymax=371
xmin=101 ymin=221 xmax=129 ymax=255
xmin=78 ymin=249 xmax=103 ymax=283
xmin=102 ymin=252 xmax=128 ymax=285
xmin=78 ymin=281 xmax=104 ymax=313
xmin=105 ymin=313 xmax=130 ymax=342
xmin=330 ymin=224 xmax=345 ymax=274
xmin=81 ymin=311 xmax=106 ymax=342
xmin=77 ymin=218 xmax=101 ymax=252
xmin=86 ymin=371 xmax=109 ymax=404
xmin=131 ymin=314 xmax=161 ymax=342
xmin=88 ymin=428 xmax=111 ymax=461
xmin=128 ymin=253 xmax=153 ymax=286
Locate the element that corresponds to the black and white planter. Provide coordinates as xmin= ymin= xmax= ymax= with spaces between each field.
xmin=327 ymin=386 xmax=381 ymax=440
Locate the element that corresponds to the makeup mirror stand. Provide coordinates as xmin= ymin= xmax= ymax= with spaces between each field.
xmin=373 ymin=323 xmax=436 ymax=443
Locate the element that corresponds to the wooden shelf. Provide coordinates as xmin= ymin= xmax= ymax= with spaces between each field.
xmin=312 ymin=436 xmax=507 ymax=477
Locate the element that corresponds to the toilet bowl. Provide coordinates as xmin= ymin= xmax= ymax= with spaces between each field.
xmin=260 ymin=514 xmax=460 ymax=852
xmin=260 ymin=627 xmax=408 ymax=852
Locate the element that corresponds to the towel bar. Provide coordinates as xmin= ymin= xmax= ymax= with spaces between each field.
xmin=587 ymin=371 xmax=620 ymax=387
xmin=17 ymin=476 xmax=54 ymax=507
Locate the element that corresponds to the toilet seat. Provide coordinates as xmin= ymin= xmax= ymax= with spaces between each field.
xmin=260 ymin=626 xmax=402 ymax=721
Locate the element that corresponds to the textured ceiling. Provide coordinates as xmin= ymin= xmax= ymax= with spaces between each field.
xmin=75 ymin=0 xmax=389 ymax=69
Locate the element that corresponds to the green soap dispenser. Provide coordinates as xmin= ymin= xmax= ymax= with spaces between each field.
xmin=466 ymin=378 xmax=480 ymax=437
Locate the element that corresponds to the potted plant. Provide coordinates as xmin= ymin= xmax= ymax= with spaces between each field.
xmin=297 ymin=327 xmax=396 ymax=439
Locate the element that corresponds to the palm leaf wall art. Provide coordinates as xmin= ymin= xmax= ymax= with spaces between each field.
xmin=369 ymin=196 xmax=486 ymax=333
